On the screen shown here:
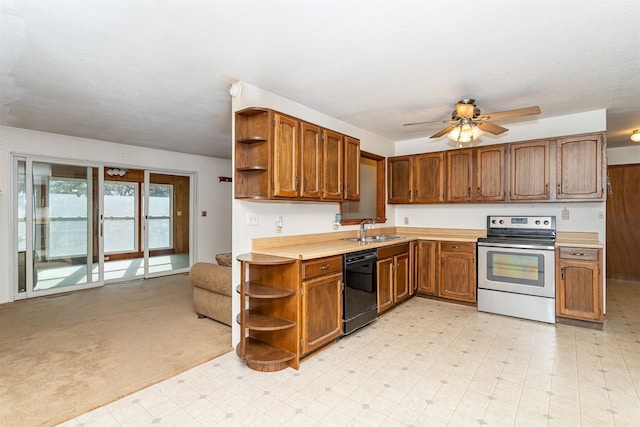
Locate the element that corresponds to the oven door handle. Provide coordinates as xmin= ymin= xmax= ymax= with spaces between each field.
xmin=477 ymin=243 xmax=555 ymax=251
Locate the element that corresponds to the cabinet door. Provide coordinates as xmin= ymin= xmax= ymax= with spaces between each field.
xmin=388 ymin=156 xmax=413 ymax=203
xmin=273 ymin=114 xmax=300 ymax=198
xmin=394 ymin=253 xmax=410 ymax=302
xmin=446 ymin=149 xmax=473 ymax=202
xmin=414 ymin=152 xmax=445 ymax=203
xmin=510 ymin=140 xmax=550 ymax=200
xmin=322 ymin=129 xmax=344 ymax=200
xmin=556 ymin=259 xmax=603 ymax=322
xmin=475 ymin=145 xmax=505 ymax=201
xmin=414 ymin=241 xmax=437 ymax=295
xmin=300 ymin=122 xmax=322 ymax=199
xmin=301 ymin=272 xmax=343 ymax=355
xmin=438 ymin=247 xmax=476 ymax=303
xmin=377 ymin=257 xmax=394 ymax=313
xmin=556 ymin=135 xmax=604 ymax=200
xmin=344 ymin=136 xmax=360 ymax=201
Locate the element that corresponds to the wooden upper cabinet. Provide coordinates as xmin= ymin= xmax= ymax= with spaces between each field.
xmin=556 ymin=134 xmax=604 ymax=200
xmin=234 ymin=107 xmax=359 ymax=202
xmin=475 ymin=145 xmax=505 ymax=201
xmin=272 ymin=114 xmax=300 ymax=198
xmin=509 ymin=140 xmax=550 ymax=200
xmin=299 ymin=122 xmax=322 ymax=199
xmin=322 ymin=129 xmax=344 ymax=200
xmin=414 ymin=152 xmax=445 ymax=203
xmin=446 ymin=149 xmax=473 ymax=202
xmin=387 ymin=156 xmax=413 ymax=203
xmin=344 ymin=136 xmax=360 ymax=201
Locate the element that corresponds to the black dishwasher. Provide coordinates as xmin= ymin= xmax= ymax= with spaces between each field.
xmin=343 ymin=249 xmax=378 ymax=335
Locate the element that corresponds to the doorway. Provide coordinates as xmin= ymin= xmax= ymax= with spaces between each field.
xmin=606 ymin=163 xmax=640 ymax=281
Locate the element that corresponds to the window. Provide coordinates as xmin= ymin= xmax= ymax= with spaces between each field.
xmin=148 ymin=184 xmax=173 ymax=250
xmin=103 ymin=182 xmax=138 ymax=254
xmin=340 ymin=151 xmax=386 ymax=225
xmin=47 ymin=177 xmax=89 ymax=258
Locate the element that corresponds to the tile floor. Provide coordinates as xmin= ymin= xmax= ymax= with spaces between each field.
xmin=60 ymin=279 xmax=640 ymax=426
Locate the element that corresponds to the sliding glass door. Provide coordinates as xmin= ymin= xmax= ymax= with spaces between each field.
xmin=13 ymin=156 xmax=193 ymax=297
xmin=17 ymin=158 xmax=102 ymax=297
xmin=101 ymin=169 xmax=191 ymax=282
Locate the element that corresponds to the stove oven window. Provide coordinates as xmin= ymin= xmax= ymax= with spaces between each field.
xmin=486 ymin=251 xmax=545 ymax=287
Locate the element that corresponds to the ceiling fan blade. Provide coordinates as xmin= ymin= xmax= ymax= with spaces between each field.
xmin=430 ymin=125 xmax=457 ymax=138
xmin=479 ymin=106 xmax=541 ymax=121
xmin=403 ymin=119 xmax=448 ymax=126
xmin=478 ymin=121 xmax=508 ymax=135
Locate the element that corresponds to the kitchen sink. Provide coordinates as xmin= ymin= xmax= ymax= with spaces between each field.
xmin=342 ymin=235 xmax=403 ymax=243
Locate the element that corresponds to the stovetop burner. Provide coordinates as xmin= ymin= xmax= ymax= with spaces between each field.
xmin=478 ymin=215 xmax=556 ymax=249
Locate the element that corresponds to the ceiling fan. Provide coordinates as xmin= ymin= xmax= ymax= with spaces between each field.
xmin=403 ymin=99 xmax=541 ymax=143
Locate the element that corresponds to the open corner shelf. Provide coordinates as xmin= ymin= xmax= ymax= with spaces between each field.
xmin=236 ymin=252 xmax=299 ymax=372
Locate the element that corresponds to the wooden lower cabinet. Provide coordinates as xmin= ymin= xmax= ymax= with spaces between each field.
xmin=438 ymin=241 xmax=476 ymax=303
xmin=300 ymin=256 xmax=343 ymax=355
xmin=413 ymin=240 xmax=437 ymax=295
xmin=556 ymin=247 xmax=603 ymax=323
xmin=377 ymin=243 xmax=410 ymax=313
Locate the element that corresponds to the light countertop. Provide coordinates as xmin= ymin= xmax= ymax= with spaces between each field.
xmin=249 ymin=227 xmax=603 ymax=260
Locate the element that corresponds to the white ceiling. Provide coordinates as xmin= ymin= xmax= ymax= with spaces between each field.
xmin=1 ymin=1 xmax=639 ymax=159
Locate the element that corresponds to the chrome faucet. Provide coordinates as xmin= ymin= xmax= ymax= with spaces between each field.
xmin=359 ymin=218 xmax=375 ymax=241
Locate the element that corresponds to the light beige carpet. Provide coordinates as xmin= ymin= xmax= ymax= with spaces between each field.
xmin=0 ymin=274 xmax=232 ymax=427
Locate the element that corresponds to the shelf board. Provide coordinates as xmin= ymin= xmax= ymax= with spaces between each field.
xmin=237 ymin=136 xmax=267 ymax=144
xmin=236 ymin=253 xmax=297 ymax=265
xmin=236 ymin=282 xmax=296 ymax=298
xmin=238 ymin=311 xmax=296 ymax=331
xmin=239 ymin=337 xmax=296 ymax=372
xmin=236 ymin=166 xmax=268 ymax=171
xmin=236 ymin=107 xmax=269 ymax=117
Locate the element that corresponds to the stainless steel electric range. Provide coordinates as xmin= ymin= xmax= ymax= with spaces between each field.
xmin=477 ymin=215 xmax=556 ymax=323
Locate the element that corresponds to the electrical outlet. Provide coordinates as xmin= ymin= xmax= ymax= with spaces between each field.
xmin=247 ymin=211 xmax=258 ymax=226
xmin=404 ymin=217 xmax=409 ymax=225
xmin=276 ymin=216 xmax=283 ymax=233
xmin=561 ymin=207 xmax=570 ymax=220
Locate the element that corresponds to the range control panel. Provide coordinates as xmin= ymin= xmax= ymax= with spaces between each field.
xmin=487 ymin=216 xmax=556 ymax=231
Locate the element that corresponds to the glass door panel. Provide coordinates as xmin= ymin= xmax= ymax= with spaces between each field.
xmin=29 ymin=161 xmax=100 ymax=295
xmin=147 ymin=173 xmax=191 ymax=276
xmin=103 ymin=180 xmax=143 ymax=282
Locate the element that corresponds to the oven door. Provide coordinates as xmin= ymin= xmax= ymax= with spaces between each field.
xmin=477 ymin=243 xmax=555 ymax=298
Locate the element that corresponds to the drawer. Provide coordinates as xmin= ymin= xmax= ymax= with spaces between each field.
xmin=439 ymin=241 xmax=475 ymax=253
xmin=378 ymin=242 xmax=409 ymax=259
xmin=558 ymin=247 xmax=600 ymax=261
xmin=302 ymin=255 xmax=342 ymax=279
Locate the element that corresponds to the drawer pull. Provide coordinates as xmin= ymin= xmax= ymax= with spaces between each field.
xmin=452 ymin=245 xmax=459 ymax=249
xmin=570 ymin=252 xmax=586 ymax=256
xmin=319 ymin=264 xmax=330 ymax=270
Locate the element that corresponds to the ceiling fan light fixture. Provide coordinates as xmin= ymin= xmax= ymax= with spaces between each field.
xmin=631 ymin=129 xmax=640 ymax=143
xmin=447 ymin=123 xmax=483 ymax=144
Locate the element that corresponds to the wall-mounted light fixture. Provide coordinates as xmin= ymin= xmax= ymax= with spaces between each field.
xmin=106 ymin=168 xmax=127 ymax=176
xmin=631 ymin=129 xmax=640 ymax=143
